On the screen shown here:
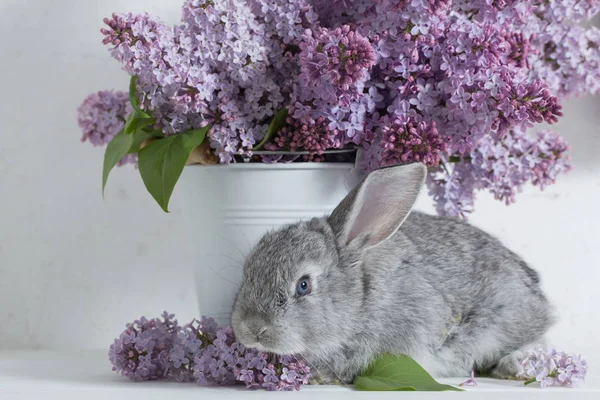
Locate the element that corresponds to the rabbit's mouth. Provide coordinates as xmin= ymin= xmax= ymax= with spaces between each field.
xmin=232 ymin=315 xmax=306 ymax=355
xmin=233 ymin=324 xmax=298 ymax=355
xmin=231 ymin=312 xmax=279 ymax=352
xmin=241 ymin=340 xmax=271 ymax=353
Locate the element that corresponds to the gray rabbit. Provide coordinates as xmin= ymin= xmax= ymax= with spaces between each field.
xmin=231 ymin=163 xmax=553 ymax=383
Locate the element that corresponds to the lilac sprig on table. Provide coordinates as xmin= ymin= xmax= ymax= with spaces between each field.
xmin=519 ymin=347 xmax=588 ymax=388
xmin=109 ymin=314 xmax=587 ymax=391
xmin=108 ymin=312 xmax=178 ymax=380
xmin=109 ymin=312 xmax=311 ymax=391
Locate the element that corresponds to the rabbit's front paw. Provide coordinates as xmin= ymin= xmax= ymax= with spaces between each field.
xmin=489 ymin=351 xmax=524 ymax=380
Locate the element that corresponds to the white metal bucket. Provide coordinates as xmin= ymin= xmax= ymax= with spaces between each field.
xmin=179 ymin=163 xmax=361 ymax=327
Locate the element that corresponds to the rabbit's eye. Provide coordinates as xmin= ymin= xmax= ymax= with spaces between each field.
xmin=295 ymin=275 xmax=312 ymax=297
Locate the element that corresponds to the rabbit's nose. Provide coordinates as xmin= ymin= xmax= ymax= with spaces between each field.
xmin=244 ymin=315 xmax=269 ymax=341
xmin=256 ymin=326 xmax=268 ymax=341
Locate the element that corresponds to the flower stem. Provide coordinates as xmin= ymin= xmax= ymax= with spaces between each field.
xmin=524 ymin=377 xmax=537 ymax=386
xmin=448 ymin=155 xmax=472 ymax=163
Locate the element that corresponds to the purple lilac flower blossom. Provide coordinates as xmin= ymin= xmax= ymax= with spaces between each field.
xmin=77 ymin=90 xmax=136 ymax=166
xmin=428 ymin=129 xmax=571 ymax=218
xmin=78 ymin=90 xmax=130 ymax=146
xmin=108 ymin=311 xmax=179 ymax=381
xmin=519 ymin=347 xmax=588 ymax=388
xmin=109 ymin=312 xmax=311 ymax=391
xmin=427 ymin=160 xmax=477 ymax=219
xmin=298 ymin=25 xmax=377 ymax=94
xmin=471 ymin=130 xmax=571 ymax=204
xmin=294 ymin=24 xmax=377 ymax=145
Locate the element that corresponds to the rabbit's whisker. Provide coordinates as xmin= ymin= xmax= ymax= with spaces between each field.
xmin=216 ymin=232 xmax=248 ymax=260
xmin=205 ymin=253 xmax=244 ymax=267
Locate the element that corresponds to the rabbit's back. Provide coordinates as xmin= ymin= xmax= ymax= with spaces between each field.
xmin=361 ymin=211 xmax=553 ymax=376
xmin=394 ymin=211 xmax=546 ymax=303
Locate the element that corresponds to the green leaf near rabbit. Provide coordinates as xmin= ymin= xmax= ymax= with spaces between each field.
xmin=354 ymin=354 xmax=463 ymax=392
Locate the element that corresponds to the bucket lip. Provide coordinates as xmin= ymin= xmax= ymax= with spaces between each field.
xmin=184 ymin=162 xmax=357 ymax=171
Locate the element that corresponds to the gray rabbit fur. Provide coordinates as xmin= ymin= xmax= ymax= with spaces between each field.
xmin=231 ymin=163 xmax=553 ymax=383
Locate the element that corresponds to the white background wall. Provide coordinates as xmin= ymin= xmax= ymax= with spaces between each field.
xmin=1 ymin=0 xmax=599 ymax=373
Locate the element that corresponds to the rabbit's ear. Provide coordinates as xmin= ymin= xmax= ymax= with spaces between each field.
xmin=329 ymin=163 xmax=426 ymax=250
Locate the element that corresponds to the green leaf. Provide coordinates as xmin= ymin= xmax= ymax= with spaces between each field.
xmin=138 ymin=126 xmax=210 ymax=212
xmin=125 ymin=75 xmax=154 ymax=135
xmin=353 ymin=354 xmax=463 ymax=392
xmin=178 ymin=126 xmax=211 ymax=150
xmin=128 ymin=129 xmax=164 ymax=154
xmin=129 ymin=75 xmax=143 ymax=113
xmin=124 ymin=109 xmax=155 ymax=135
xmin=253 ymin=107 xmax=288 ymax=150
xmin=102 ymin=129 xmax=134 ymax=197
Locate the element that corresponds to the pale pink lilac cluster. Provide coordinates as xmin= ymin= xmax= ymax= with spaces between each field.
xmin=109 ymin=312 xmax=311 ymax=391
xmin=264 ymin=116 xmax=346 ymax=161
xmin=519 ymin=347 xmax=588 ymax=388
xmin=80 ymin=0 xmax=600 ymax=216
xmin=380 ymin=118 xmax=448 ymax=167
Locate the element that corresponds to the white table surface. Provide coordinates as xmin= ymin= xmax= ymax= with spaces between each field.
xmin=0 ymin=350 xmax=598 ymax=399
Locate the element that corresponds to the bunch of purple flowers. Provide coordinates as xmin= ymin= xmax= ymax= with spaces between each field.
xmin=109 ymin=312 xmax=311 ymax=391
xmin=78 ymin=90 xmax=137 ymax=166
xmin=519 ymin=347 xmax=588 ymax=388
xmin=79 ymin=0 xmax=600 ymax=216
xmin=108 ymin=312 xmax=177 ymax=381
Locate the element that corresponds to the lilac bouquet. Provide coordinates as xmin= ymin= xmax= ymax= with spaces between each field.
xmin=109 ymin=312 xmax=311 ymax=390
xmin=78 ymin=0 xmax=600 ymax=215
xmin=519 ymin=347 xmax=588 ymax=388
